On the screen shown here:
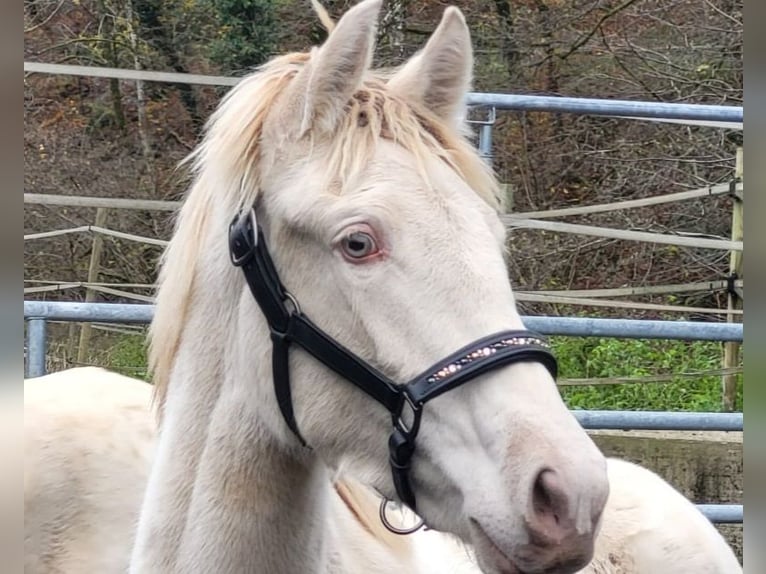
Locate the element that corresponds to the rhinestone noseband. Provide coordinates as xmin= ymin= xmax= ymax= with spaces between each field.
xmin=426 ymin=335 xmax=550 ymax=385
xmin=228 ymin=207 xmax=558 ymax=515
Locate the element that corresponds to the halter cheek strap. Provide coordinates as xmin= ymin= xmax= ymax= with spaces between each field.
xmin=229 ymin=207 xmax=558 ymax=512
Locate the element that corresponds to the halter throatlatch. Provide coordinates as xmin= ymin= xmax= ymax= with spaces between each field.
xmin=229 ymin=207 xmax=558 ymax=513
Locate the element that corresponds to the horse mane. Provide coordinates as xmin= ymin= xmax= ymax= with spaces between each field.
xmin=147 ymin=53 xmax=309 ymax=417
xmin=148 ymin=11 xmax=503 ymax=417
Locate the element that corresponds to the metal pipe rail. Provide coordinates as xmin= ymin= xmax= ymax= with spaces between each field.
xmin=24 ymin=301 xmax=743 ymax=340
xmin=524 ymin=315 xmax=742 ymax=342
xmin=696 ymin=504 xmax=743 ymax=524
xmin=25 ymin=301 xmax=155 ymax=325
xmin=574 ymin=410 xmax=742 ymax=432
xmin=466 ymin=93 xmax=743 ymax=125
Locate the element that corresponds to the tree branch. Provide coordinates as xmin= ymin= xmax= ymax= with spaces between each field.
xmin=24 ymin=0 xmax=67 ymax=34
xmin=531 ymin=0 xmax=640 ymax=66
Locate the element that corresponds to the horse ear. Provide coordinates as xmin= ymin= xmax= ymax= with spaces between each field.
xmin=297 ymin=0 xmax=383 ymax=135
xmin=387 ymin=7 xmax=473 ymax=129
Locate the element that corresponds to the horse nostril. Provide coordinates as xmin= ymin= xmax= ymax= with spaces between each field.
xmin=529 ymin=469 xmax=570 ymax=544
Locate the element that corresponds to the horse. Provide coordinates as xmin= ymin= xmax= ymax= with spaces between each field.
xmin=24 ymin=366 xmax=742 ymax=574
xmin=24 ymin=368 xmax=156 ymax=574
xmin=584 ymin=458 xmax=742 ymax=573
xmin=130 ymin=1 xmax=613 ymax=571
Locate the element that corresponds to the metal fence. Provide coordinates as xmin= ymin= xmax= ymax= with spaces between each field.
xmin=464 ymin=93 xmax=742 ymax=164
xmin=23 ymin=300 xmax=743 ymax=524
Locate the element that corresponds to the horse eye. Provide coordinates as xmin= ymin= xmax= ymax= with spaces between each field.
xmin=341 ymin=232 xmax=378 ymax=259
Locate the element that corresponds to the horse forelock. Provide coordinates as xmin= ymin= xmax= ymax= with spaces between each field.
xmin=323 ymin=78 xmax=502 ymax=210
xmin=148 ymin=47 xmax=502 ymax=417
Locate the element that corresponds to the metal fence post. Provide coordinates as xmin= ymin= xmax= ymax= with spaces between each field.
xmin=468 ymin=106 xmax=496 ymax=167
xmin=478 ymin=123 xmax=493 ymax=166
xmin=26 ymin=318 xmax=48 ymax=378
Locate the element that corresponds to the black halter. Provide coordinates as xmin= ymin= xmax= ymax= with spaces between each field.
xmin=228 ymin=207 xmax=558 ymax=512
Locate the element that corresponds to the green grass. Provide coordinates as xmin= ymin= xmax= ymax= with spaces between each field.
xmin=103 ymin=334 xmax=150 ymax=382
xmin=552 ymin=336 xmax=743 ymax=412
xmin=102 ymin=333 xmax=743 ymax=412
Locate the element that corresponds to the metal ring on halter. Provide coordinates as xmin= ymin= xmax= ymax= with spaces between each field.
xmin=284 ymin=291 xmax=301 ymax=315
xmin=378 ymin=497 xmax=425 ymax=535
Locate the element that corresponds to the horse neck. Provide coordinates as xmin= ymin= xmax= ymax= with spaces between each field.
xmin=131 ymin=216 xmax=337 ymax=574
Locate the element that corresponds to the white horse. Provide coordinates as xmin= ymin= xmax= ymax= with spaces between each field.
xmin=586 ymin=459 xmax=742 ymax=573
xmin=131 ymin=0 xmax=610 ymax=572
xmin=24 ymin=368 xmax=156 ymax=574
xmin=24 ymin=367 xmax=742 ymax=574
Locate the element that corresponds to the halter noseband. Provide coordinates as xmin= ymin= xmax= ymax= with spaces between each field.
xmin=228 ymin=207 xmax=558 ymax=512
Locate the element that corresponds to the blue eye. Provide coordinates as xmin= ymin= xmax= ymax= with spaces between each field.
xmin=341 ymin=232 xmax=378 ymax=259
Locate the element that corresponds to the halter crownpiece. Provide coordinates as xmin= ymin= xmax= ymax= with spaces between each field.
xmin=228 ymin=206 xmax=558 ymax=515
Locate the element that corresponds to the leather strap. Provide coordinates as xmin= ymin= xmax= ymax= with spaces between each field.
xmin=287 ymin=314 xmax=402 ymax=412
xmin=389 ymin=429 xmax=418 ymax=510
xmin=229 ymin=210 xmax=290 ymax=332
xmin=271 ymin=330 xmax=308 ymax=447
